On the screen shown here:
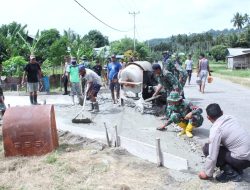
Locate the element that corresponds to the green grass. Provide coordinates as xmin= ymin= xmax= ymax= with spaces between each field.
xmin=210 ymin=61 xmax=250 ymax=78
xmin=44 ymin=152 xmax=58 ymax=164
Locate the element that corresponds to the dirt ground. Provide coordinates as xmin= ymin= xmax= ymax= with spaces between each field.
xmin=0 ymin=125 xmax=247 ymax=190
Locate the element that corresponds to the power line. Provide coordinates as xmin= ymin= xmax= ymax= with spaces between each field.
xmin=73 ymin=0 xmax=129 ymax=32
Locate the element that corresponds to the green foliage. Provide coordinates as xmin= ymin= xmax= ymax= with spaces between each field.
xmin=210 ymin=45 xmax=228 ymax=61
xmin=48 ymin=36 xmax=68 ymax=66
xmin=231 ymin=12 xmax=248 ymax=30
xmin=110 ymin=37 xmax=134 ymax=55
xmin=35 ymin=29 xmax=61 ymax=61
xmin=41 ymin=59 xmax=52 ymax=76
xmin=45 ymin=152 xmax=58 ymax=164
xmin=110 ymin=37 xmax=150 ymax=60
xmin=0 ymin=22 xmax=29 ymax=59
xmin=18 ymin=30 xmax=52 ymax=57
xmin=83 ymin=30 xmax=109 ymax=48
xmin=2 ymin=56 xmax=27 ymax=77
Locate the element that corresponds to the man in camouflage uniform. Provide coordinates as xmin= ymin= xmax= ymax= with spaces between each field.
xmin=152 ymin=63 xmax=182 ymax=100
xmin=162 ymin=51 xmax=171 ymax=70
xmin=157 ymin=91 xmax=203 ymax=138
xmin=166 ymin=54 xmax=188 ymax=88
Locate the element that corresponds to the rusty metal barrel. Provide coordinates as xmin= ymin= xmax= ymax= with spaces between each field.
xmin=2 ymin=105 xmax=59 ymax=157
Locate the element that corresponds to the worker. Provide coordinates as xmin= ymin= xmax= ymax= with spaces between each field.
xmin=152 ymin=63 xmax=182 ymax=104
xmin=157 ymin=91 xmax=203 ymax=138
xmin=79 ymin=65 xmax=102 ymax=112
xmin=199 ymin=103 xmax=250 ymax=182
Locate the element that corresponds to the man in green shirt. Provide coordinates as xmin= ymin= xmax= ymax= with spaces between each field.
xmin=66 ymin=57 xmax=82 ymax=105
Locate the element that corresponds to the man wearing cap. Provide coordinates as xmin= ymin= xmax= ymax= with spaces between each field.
xmin=62 ymin=55 xmax=71 ymax=95
xmin=66 ymin=57 xmax=82 ymax=105
xmin=79 ymin=65 xmax=102 ymax=112
xmin=80 ymin=56 xmax=90 ymax=69
xmin=152 ymin=63 xmax=182 ymax=101
xmin=157 ymin=91 xmax=203 ymax=138
xmin=107 ymin=55 xmax=122 ymax=104
xmin=22 ymin=55 xmax=42 ymax=105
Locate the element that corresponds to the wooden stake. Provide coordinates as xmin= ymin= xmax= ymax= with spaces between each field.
xmin=104 ymin=122 xmax=111 ymax=147
xmin=114 ymin=125 xmax=120 ymax=147
xmin=156 ymin=138 xmax=163 ymax=167
xmin=121 ymin=98 xmax=124 ymax=106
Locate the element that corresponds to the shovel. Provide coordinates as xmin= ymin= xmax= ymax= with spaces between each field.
xmin=72 ymin=84 xmax=92 ymax=124
xmin=144 ymin=95 xmax=161 ymax=102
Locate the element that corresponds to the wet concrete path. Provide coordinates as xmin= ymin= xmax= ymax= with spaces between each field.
xmin=4 ymin=76 xmax=250 ymax=176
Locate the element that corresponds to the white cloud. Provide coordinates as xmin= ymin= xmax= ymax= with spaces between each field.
xmin=0 ymin=0 xmax=250 ymax=41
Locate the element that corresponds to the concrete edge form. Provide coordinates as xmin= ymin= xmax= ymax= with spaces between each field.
xmin=56 ymin=118 xmax=188 ymax=170
xmin=119 ymin=136 xmax=188 ymax=170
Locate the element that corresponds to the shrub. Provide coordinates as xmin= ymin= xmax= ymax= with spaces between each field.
xmin=2 ymin=56 xmax=27 ymax=77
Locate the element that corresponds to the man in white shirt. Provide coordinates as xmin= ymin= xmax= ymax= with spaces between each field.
xmin=79 ymin=65 xmax=102 ymax=112
xmin=199 ymin=103 xmax=250 ymax=183
xmin=184 ymin=54 xmax=193 ymax=85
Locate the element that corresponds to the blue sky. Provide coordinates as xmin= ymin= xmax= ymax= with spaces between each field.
xmin=0 ymin=0 xmax=250 ymax=42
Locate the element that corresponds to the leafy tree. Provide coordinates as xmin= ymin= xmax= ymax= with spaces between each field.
xmin=231 ymin=12 xmax=245 ymax=31
xmin=110 ymin=37 xmax=134 ymax=55
xmin=18 ymin=30 xmax=50 ymax=57
xmin=227 ymin=33 xmax=238 ymax=47
xmin=48 ymin=36 xmax=68 ymax=66
xmin=35 ymin=29 xmax=61 ymax=61
xmin=210 ymin=45 xmax=228 ymax=61
xmin=2 ymin=56 xmax=27 ymax=77
xmin=0 ymin=22 xmax=28 ymax=58
xmin=110 ymin=37 xmax=150 ymax=60
xmin=243 ymin=13 xmax=250 ymax=26
xmin=83 ymin=30 xmax=109 ymax=48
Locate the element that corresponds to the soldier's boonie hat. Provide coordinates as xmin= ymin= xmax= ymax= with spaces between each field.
xmin=152 ymin=63 xmax=161 ymax=70
xmin=167 ymin=91 xmax=182 ymax=102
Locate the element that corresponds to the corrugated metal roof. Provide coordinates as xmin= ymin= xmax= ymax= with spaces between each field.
xmin=227 ymin=48 xmax=250 ymax=57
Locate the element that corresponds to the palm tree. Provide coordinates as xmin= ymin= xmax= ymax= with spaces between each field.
xmin=231 ymin=12 xmax=245 ymax=31
xmin=243 ymin=13 xmax=250 ymax=26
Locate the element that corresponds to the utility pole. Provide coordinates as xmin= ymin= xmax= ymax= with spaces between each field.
xmin=129 ymin=11 xmax=140 ymax=52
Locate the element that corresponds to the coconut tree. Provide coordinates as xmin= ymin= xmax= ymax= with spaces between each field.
xmin=231 ymin=12 xmax=245 ymax=31
xmin=243 ymin=13 xmax=250 ymax=26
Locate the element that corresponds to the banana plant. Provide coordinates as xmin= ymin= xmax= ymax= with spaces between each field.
xmin=17 ymin=30 xmax=48 ymax=55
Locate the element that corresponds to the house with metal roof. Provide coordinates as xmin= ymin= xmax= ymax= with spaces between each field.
xmin=227 ymin=48 xmax=250 ymax=69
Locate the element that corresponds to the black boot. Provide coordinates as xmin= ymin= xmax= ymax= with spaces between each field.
xmin=216 ymin=165 xmax=242 ymax=183
xmin=29 ymin=95 xmax=34 ymax=105
xmin=88 ymin=103 xmax=94 ymax=111
xmin=33 ymin=95 xmax=39 ymax=105
xmin=93 ymin=102 xmax=99 ymax=112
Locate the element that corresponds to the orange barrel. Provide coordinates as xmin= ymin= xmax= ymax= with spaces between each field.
xmin=2 ymin=105 xmax=59 ymax=157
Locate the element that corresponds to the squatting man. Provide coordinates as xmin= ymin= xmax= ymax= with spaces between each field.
xmin=199 ymin=103 xmax=250 ymax=183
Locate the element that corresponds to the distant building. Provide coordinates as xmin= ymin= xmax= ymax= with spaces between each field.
xmin=227 ymin=48 xmax=250 ymax=69
xmin=93 ymin=46 xmax=124 ymax=61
